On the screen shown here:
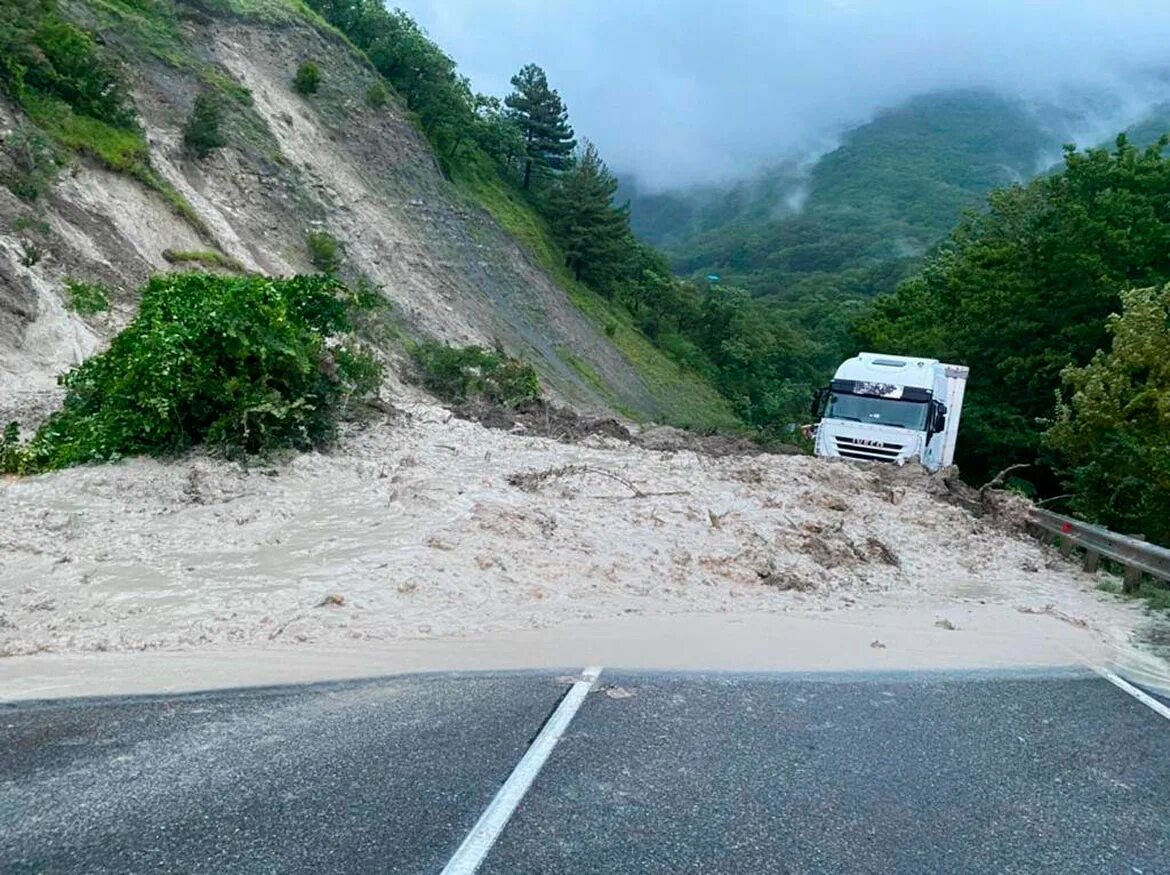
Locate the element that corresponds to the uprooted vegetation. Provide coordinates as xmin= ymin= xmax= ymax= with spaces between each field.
xmin=1 ymin=272 xmax=381 ymax=473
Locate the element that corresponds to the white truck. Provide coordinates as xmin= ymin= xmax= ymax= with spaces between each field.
xmin=810 ymin=352 xmax=969 ymax=472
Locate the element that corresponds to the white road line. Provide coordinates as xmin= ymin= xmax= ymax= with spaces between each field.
xmin=441 ymin=666 xmax=602 ymax=875
xmin=1096 ymin=668 xmax=1170 ymax=722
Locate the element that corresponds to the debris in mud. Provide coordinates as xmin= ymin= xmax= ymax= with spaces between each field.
xmin=864 ymin=537 xmax=901 ymax=567
xmin=757 ymin=562 xmax=818 ymax=592
xmin=317 ymin=593 xmax=346 ymax=607
xmin=934 ymin=618 xmax=958 ymax=631
xmin=454 ymin=399 xmax=630 ymax=443
xmin=452 ymin=397 xmax=802 ymax=458
xmin=870 ymin=640 xmax=887 ymax=649
xmin=1017 ymin=603 xmax=1089 ymax=628
xmin=507 ymin=464 xmax=685 ymax=499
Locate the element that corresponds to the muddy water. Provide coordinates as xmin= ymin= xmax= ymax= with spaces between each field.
xmin=1 ymin=403 xmax=1166 ymax=695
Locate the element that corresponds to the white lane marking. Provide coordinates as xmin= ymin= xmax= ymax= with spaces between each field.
xmin=1096 ymin=668 xmax=1170 ymax=722
xmin=441 ymin=666 xmax=602 ymax=875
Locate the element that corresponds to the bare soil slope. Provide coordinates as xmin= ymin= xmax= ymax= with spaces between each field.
xmin=0 ymin=0 xmax=733 ymax=429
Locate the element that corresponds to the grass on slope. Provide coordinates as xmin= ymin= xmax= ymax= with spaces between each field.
xmin=461 ymin=168 xmax=740 ymax=431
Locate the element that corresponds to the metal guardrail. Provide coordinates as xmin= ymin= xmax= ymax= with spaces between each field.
xmin=1029 ymin=508 xmax=1170 ymax=592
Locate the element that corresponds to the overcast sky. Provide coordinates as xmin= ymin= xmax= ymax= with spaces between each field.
xmin=399 ymin=1 xmax=1170 ymax=190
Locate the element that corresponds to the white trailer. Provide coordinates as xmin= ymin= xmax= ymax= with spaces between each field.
xmin=811 ymin=353 xmax=969 ymax=472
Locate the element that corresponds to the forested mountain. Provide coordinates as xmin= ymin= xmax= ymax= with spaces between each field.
xmin=626 ymin=91 xmax=1051 ymax=302
xmin=626 ymin=90 xmax=1170 ymax=305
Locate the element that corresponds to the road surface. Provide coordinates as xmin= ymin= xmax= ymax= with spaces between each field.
xmin=3 ymin=668 xmax=1169 ymax=873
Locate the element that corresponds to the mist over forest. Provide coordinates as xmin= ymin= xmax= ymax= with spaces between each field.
xmin=402 ymin=0 xmax=1170 ymax=190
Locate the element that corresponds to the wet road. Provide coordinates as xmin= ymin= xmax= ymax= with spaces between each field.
xmin=3 ymin=668 xmax=1169 ymax=873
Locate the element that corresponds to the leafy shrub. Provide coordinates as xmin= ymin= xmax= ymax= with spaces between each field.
xmin=19 ymin=240 xmax=43 ymax=267
xmin=64 ymin=278 xmax=111 ymax=314
xmin=183 ymin=92 xmax=226 ymax=157
xmin=13 ymin=215 xmax=51 ymax=235
xmin=604 ymin=319 xmax=618 ymax=337
xmin=292 ymin=61 xmax=321 ymax=96
xmin=162 ymin=248 xmax=245 ymax=272
xmin=2 ymin=273 xmax=381 ymax=473
xmin=1 ymin=124 xmax=62 ymax=201
xmin=306 ymin=230 xmax=342 ymax=273
xmin=410 ymin=341 xmax=540 ymax=406
xmin=0 ymin=422 xmax=22 ymax=473
xmin=365 ymin=81 xmax=389 ymax=109
xmin=1 ymin=5 xmax=138 ymax=129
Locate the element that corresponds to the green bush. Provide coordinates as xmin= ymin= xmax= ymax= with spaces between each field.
xmin=64 ymin=278 xmax=111 ymax=314
xmin=183 ymin=92 xmax=226 ymax=157
xmin=365 ymin=81 xmax=389 ymax=109
xmin=19 ymin=240 xmax=43 ymax=267
xmin=1 ymin=5 xmax=138 ymax=130
xmin=306 ymin=230 xmax=342 ymax=273
xmin=410 ymin=341 xmax=540 ymax=406
xmin=0 ymin=422 xmax=22 ymax=473
xmin=1 ymin=124 xmax=62 ymax=201
xmin=3 ymin=273 xmax=381 ymax=473
xmin=292 ymin=60 xmax=320 ymax=96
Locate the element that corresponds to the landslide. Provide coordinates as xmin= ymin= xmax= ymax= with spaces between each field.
xmin=0 ymin=0 xmax=734 ymax=430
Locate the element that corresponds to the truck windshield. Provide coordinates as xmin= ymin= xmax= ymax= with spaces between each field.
xmin=825 ymin=392 xmax=929 ymax=430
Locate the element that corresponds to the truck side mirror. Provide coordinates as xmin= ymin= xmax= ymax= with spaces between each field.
xmin=811 ymin=388 xmax=827 ymax=417
xmin=932 ymin=404 xmax=947 ymax=433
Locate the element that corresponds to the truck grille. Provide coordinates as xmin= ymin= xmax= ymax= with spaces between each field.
xmin=834 ymin=436 xmax=904 ymax=463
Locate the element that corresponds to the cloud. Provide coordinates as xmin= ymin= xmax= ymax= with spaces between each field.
xmin=398 ymin=0 xmax=1170 ymax=189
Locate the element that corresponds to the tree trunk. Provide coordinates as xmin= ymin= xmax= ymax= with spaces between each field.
xmin=523 ymin=159 xmax=533 ymax=190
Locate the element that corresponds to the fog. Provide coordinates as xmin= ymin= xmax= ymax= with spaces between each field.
xmin=400 ymin=1 xmax=1170 ymax=190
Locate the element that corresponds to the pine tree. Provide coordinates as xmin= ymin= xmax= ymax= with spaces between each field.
xmin=504 ymin=63 xmax=576 ymax=189
xmin=546 ymin=142 xmax=630 ymax=286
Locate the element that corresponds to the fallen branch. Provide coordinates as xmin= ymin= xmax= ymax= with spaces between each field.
xmin=980 ymin=463 xmax=1030 ymax=494
xmin=507 ymin=464 xmax=688 ymax=499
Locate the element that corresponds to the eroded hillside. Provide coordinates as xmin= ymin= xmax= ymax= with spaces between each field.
xmin=0 ymin=0 xmax=734 ymax=430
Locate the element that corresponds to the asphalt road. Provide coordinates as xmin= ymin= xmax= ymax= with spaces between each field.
xmin=3 ymin=668 xmax=1169 ymax=874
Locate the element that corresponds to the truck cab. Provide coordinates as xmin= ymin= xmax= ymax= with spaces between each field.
xmin=811 ymin=353 xmax=968 ymax=472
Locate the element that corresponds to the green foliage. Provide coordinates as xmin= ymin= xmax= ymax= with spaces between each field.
xmin=471 ymin=94 xmax=524 ymax=174
xmin=0 ymin=0 xmax=138 ymax=129
xmin=162 ymin=248 xmax=245 ymax=272
xmin=19 ymin=239 xmax=43 ymax=267
xmin=1 ymin=422 xmax=23 ymax=473
xmin=365 ymin=80 xmax=388 ymax=108
xmin=1044 ymin=285 xmax=1170 ymax=546
xmin=545 ymin=143 xmax=630 ymax=286
xmin=410 ymin=341 xmax=540 ymax=407
xmin=1 ymin=124 xmax=63 ymax=201
xmin=2 ymin=273 xmax=381 ymax=473
xmin=504 ymin=63 xmax=576 ymax=189
xmin=306 ymin=230 xmax=342 ymax=273
xmin=183 ymin=92 xmax=227 ymax=157
xmin=64 ymin=278 xmax=111 ymax=315
xmin=304 ymin=0 xmax=475 ymax=172
xmin=856 ymin=135 xmax=1170 ymax=484
xmin=292 ymin=60 xmax=321 ymax=95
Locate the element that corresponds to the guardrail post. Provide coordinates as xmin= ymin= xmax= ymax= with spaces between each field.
xmin=1083 ymin=549 xmax=1100 ymax=573
xmin=1123 ymin=565 xmax=1142 ymax=595
xmin=1059 ymin=534 xmax=1074 ymax=558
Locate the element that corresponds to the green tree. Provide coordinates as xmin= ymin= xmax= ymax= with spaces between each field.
xmin=504 ymin=63 xmax=576 ymax=189
xmin=471 ymin=94 xmax=524 ymax=175
xmin=306 ymin=1 xmax=476 ymax=173
xmin=183 ymin=93 xmax=226 ymax=157
xmin=1045 ymin=285 xmax=1170 ymax=545
xmin=545 ymin=142 xmax=629 ymax=285
xmin=855 ymin=135 xmax=1170 ymax=483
